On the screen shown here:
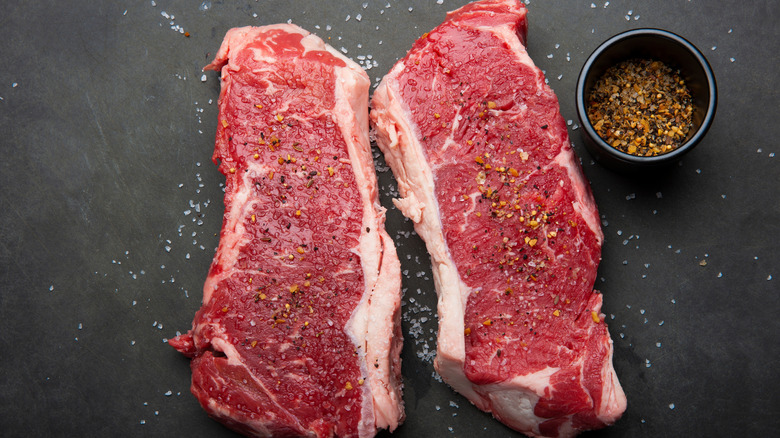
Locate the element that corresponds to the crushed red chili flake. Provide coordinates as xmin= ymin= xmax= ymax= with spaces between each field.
xmin=587 ymin=58 xmax=694 ymax=156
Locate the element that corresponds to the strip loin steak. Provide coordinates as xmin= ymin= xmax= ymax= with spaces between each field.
xmin=170 ymin=24 xmax=404 ymax=438
xmin=370 ymin=1 xmax=626 ymax=437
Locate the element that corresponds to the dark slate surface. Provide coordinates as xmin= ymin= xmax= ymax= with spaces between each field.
xmin=1 ymin=1 xmax=778 ymax=437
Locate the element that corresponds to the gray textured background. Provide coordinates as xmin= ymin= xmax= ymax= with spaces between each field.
xmin=1 ymin=1 xmax=778 ymax=437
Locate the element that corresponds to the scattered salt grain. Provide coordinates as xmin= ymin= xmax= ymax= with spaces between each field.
xmin=164 ymin=390 xmax=173 ymax=396
xmin=669 ymin=403 xmax=675 ymax=410
xmin=200 ymin=74 xmax=207 ymax=82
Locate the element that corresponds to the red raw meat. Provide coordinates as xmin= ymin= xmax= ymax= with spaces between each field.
xmin=170 ymin=24 xmax=404 ymax=438
xmin=370 ymin=1 xmax=626 ymax=437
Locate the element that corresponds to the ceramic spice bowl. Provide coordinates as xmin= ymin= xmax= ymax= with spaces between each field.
xmin=575 ymin=28 xmax=717 ymax=173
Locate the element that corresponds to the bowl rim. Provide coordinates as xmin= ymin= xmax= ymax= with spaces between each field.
xmin=576 ymin=28 xmax=718 ymax=166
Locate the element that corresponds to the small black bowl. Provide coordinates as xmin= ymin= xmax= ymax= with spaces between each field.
xmin=576 ymin=28 xmax=717 ymax=173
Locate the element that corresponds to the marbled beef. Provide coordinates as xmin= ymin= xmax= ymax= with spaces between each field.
xmin=170 ymin=24 xmax=404 ymax=438
xmin=370 ymin=1 xmax=626 ymax=437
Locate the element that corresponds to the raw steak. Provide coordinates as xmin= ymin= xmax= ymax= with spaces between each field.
xmin=369 ymin=1 xmax=626 ymax=437
xmin=170 ymin=24 xmax=404 ymax=438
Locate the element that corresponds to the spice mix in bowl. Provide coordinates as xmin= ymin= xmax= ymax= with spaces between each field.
xmin=576 ymin=28 xmax=717 ymax=173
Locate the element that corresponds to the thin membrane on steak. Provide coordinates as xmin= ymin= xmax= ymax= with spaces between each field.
xmin=369 ymin=1 xmax=626 ymax=437
xmin=170 ymin=24 xmax=404 ymax=438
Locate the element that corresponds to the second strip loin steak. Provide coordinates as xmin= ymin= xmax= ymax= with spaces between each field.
xmin=370 ymin=1 xmax=626 ymax=437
